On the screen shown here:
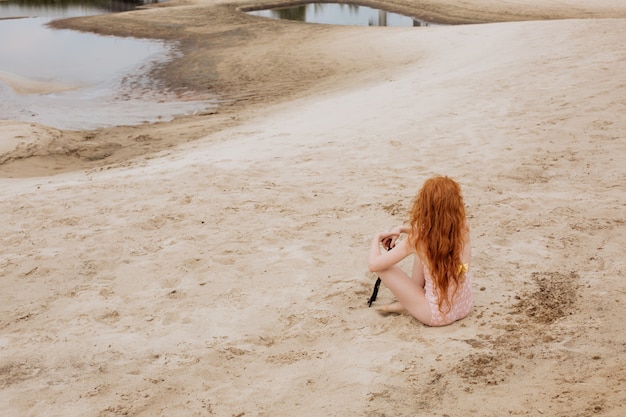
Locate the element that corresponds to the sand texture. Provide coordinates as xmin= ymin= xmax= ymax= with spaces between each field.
xmin=1 ymin=1 xmax=626 ymax=416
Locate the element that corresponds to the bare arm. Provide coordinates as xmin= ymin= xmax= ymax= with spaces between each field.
xmin=367 ymin=231 xmax=412 ymax=273
xmin=462 ymin=220 xmax=472 ymax=265
xmin=385 ymin=225 xmax=411 ymax=249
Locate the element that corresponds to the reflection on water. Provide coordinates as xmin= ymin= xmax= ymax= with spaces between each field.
xmin=0 ymin=0 xmax=216 ymax=130
xmin=0 ymin=0 xmax=156 ymax=19
xmin=248 ymin=3 xmax=438 ymax=27
xmin=1 ymin=17 xmax=162 ymax=87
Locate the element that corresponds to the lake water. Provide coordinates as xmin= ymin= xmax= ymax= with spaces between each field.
xmin=0 ymin=1 xmax=216 ymax=130
xmin=247 ymin=3 xmax=439 ymax=27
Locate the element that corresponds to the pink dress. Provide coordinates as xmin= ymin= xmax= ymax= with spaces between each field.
xmin=423 ymin=264 xmax=473 ymax=326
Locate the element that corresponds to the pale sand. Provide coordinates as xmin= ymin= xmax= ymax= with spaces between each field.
xmin=1 ymin=1 xmax=626 ymax=416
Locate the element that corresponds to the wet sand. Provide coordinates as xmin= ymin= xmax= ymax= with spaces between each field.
xmin=0 ymin=70 xmax=85 ymax=95
xmin=1 ymin=1 xmax=626 ymax=415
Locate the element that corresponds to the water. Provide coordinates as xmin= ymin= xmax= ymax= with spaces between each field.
xmin=0 ymin=1 xmax=216 ymax=130
xmin=247 ymin=3 xmax=439 ymax=27
xmin=0 ymin=0 xmax=144 ymax=19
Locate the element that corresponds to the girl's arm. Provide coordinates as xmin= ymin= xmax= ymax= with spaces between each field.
xmin=367 ymin=232 xmax=411 ymax=273
xmin=385 ymin=225 xmax=411 ymax=249
xmin=395 ymin=225 xmax=411 ymax=234
xmin=462 ymin=220 xmax=472 ymax=264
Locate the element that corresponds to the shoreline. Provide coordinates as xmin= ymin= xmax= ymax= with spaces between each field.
xmin=1 ymin=0 xmax=625 ymax=176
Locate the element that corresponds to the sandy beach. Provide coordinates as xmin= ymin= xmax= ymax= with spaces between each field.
xmin=1 ymin=1 xmax=626 ymax=416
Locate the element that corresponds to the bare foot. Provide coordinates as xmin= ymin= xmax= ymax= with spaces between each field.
xmin=374 ymin=302 xmax=407 ymax=315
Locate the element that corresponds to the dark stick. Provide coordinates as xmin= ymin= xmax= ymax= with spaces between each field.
xmin=368 ymin=278 xmax=382 ymax=307
xmin=367 ymin=238 xmax=392 ymax=307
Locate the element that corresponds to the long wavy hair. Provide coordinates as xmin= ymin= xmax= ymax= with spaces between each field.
xmin=408 ymin=176 xmax=468 ymax=315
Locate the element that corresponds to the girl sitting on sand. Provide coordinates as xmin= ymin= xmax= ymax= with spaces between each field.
xmin=367 ymin=175 xmax=472 ymax=326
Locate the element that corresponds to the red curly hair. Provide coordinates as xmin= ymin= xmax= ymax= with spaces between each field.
xmin=408 ymin=176 xmax=468 ymax=315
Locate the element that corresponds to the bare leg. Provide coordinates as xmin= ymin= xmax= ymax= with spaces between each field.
xmin=375 ymin=265 xmax=432 ymax=325
xmin=374 ymin=301 xmax=407 ymax=315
